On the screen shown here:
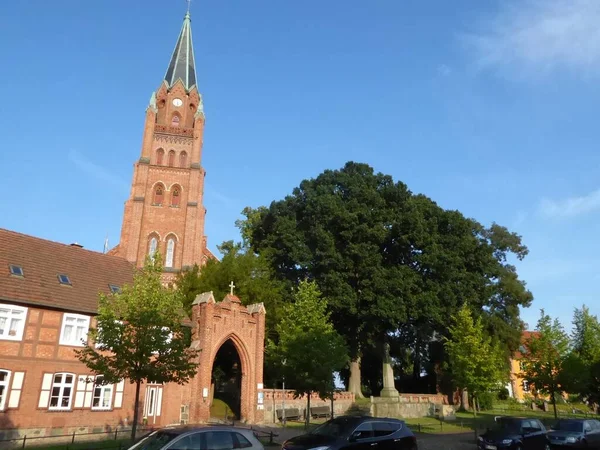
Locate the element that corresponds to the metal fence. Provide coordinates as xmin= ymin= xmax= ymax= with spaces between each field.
xmin=0 ymin=426 xmax=155 ymax=450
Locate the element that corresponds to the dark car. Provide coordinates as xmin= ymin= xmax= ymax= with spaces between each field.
xmin=282 ymin=416 xmax=418 ymax=450
xmin=548 ymin=419 xmax=600 ymax=448
xmin=127 ymin=425 xmax=265 ymax=450
xmin=478 ymin=417 xmax=550 ymax=450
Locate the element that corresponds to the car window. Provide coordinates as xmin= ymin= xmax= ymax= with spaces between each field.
xmin=167 ymin=432 xmax=202 ymax=450
xmin=521 ymin=420 xmax=533 ymax=433
xmin=529 ymin=420 xmax=542 ymax=432
xmin=584 ymin=422 xmax=593 ymax=433
xmin=351 ymin=422 xmax=374 ymax=440
xmin=132 ymin=431 xmax=180 ymax=450
xmin=233 ymin=433 xmax=253 ymax=449
xmin=372 ymin=422 xmax=394 ymax=437
xmin=205 ymin=431 xmax=235 ymax=450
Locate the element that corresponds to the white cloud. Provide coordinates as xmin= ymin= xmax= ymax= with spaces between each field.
xmin=437 ymin=64 xmax=451 ymax=77
xmin=539 ymin=188 xmax=600 ymax=218
xmin=68 ymin=150 xmax=128 ymax=192
xmin=463 ymin=0 xmax=600 ymax=76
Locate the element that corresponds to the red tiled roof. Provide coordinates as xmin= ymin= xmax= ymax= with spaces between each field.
xmin=515 ymin=330 xmax=541 ymax=359
xmin=0 ymin=229 xmax=134 ymax=314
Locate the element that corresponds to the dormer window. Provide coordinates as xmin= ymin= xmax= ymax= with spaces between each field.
xmin=108 ymin=284 xmax=121 ymax=294
xmin=58 ymin=274 xmax=71 ymax=285
xmin=9 ymin=265 xmax=23 ymax=277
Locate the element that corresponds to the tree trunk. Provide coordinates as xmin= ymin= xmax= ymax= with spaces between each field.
xmin=551 ymin=389 xmax=558 ymax=419
xmin=131 ymin=380 xmax=142 ymax=442
xmin=306 ymin=392 xmax=311 ymax=429
xmin=471 ymin=394 xmax=477 ymax=417
xmin=461 ymin=389 xmax=470 ymax=411
xmin=349 ymin=357 xmax=364 ymax=398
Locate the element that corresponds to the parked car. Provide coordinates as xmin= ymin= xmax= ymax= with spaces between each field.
xmin=127 ymin=425 xmax=265 ymax=450
xmin=281 ymin=415 xmax=418 ymax=450
xmin=548 ymin=419 xmax=600 ymax=448
xmin=477 ymin=417 xmax=550 ymax=450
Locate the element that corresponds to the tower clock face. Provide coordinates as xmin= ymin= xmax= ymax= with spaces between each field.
xmin=172 ymin=98 xmax=183 ymax=107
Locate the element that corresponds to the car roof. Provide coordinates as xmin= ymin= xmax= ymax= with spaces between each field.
xmin=332 ymin=415 xmax=404 ymax=424
xmin=154 ymin=425 xmax=254 ymax=436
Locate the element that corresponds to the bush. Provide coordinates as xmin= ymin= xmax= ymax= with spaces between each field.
xmin=497 ymin=387 xmax=510 ymax=401
xmin=567 ymin=394 xmax=582 ymax=404
xmin=477 ymin=391 xmax=495 ymax=411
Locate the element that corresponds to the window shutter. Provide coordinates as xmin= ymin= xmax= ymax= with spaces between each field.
xmin=83 ymin=377 xmax=94 ymax=408
xmin=156 ymin=387 xmax=163 ymax=416
xmin=114 ymin=380 xmax=125 ymax=408
xmin=38 ymin=373 xmax=53 ymax=408
xmin=74 ymin=375 xmax=88 ymax=408
xmin=8 ymin=371 xmax=24 ymax=408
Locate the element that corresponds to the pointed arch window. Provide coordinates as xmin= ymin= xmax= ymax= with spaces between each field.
xmin=171 ymin=115 xmax=180 ymax=127
xmin=179 ymin=151 xmax=188 ymax=168
xmin=153 ymin=184 xmax=164 ymax=205
xmin=165 ymin=238 xmax=176 ymax=268
xmin=168 ymin=151 xmax=175 ymax=167
xmin=149 ymin=237 xmax=158 ymax=259
xmin=156 ymin=149 xmax=165 ymax=165
xmin=171 ymin=187 xmax=181 ymax=207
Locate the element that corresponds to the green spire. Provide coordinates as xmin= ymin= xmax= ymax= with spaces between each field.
xmin=164 ymin=12 xmax=197 ymax=91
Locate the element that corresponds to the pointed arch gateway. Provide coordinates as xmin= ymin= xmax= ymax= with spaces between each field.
xmin=188 ymin=292 xmax=266 ymax=424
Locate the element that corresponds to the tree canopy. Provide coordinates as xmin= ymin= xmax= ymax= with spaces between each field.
xmin=268 ymin=280 xmax=348 ymax=426
xmin=445 ymin=303 xmax=507 ymax=415
xmin=520 ymin=309 xmax=571 ymax=418
xmin=242 ymin=161 xmax=532 ymax=395
xmin=76 ymin=255 xmax=199 ymax=440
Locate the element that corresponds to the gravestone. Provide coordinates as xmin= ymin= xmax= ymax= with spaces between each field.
xmin=380 ymin=342 xmax=400 ymax=398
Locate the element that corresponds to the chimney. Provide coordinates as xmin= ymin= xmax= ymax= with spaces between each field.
xmin=70 ymin=242 xmax=83 ymax=248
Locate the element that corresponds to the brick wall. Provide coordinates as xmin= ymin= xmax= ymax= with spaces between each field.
xmin=260 ymin=390 xmax=356 ymax=424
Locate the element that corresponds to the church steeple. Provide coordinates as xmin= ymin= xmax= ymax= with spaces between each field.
xmin=164 ymin=12 xmax=197 ymax=92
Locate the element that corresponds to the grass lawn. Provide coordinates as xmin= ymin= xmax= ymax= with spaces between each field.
xmin=25 ymin=438 xmax=131 ymax=450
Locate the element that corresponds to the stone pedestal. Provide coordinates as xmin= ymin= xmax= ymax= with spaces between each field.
xmin=380 ymin=362 xmax=399 ymax=398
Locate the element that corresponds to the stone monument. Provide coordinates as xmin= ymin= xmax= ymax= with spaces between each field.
xmin=380 ymin=342 xmax=400 ymax=397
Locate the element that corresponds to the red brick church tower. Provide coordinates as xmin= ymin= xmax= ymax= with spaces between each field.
xmin=112 ymin=11 xmax=214 ymax=282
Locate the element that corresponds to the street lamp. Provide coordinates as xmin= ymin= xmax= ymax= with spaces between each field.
xmin=282 ymin=358 xmax=287 ymax=428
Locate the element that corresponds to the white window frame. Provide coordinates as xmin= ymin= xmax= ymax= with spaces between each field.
xmin=0 ymin=370 xmax=11 ymax=410
xmin=0 ymin=304 xmax=28 ymax=341
xmin=165 ymin=238 xmax=175 ymax=268
xmin=91 ymin=376 xmax=113 ymax=411
xmin=49 ymin=373 xmax=75 ymax=410
xmin=59 ymin=313 xmax=90 ymax=347
xmin=149 ymin=237 xmax=158 ymax=258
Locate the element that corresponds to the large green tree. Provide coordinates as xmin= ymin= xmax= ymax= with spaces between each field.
xmin=76 ymin=255 xmax=199 ymax=440
xmin=520 ymin=309 xmax=570 ymax=419
xmin=268 ymin=280 xmax=348 ymax=427
xmin=563 ymin=306 xmax=600 ymax=402
xmin=242 ymin=162 xmax=532 ymax=396
xmin=445 ymin=303 xmax=507 ymax=415
xmin=176 ymin=241 xmax=285 ymax=339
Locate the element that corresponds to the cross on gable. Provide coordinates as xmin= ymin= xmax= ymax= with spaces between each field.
xmin=229 ymin=281 xmax=235 ymax=296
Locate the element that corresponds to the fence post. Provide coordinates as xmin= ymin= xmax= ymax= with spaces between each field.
xmin=72 ymin=431 xmax=76 ymax=444
xmin=22 ymin=435 xmax=26 ymax=449
xmin=418 ymin=423 xmax=421 ymax=433
xmin=115 ymin=429 xmax=119 ymax=440
xmin=440 ymin=420 xmax=443 ymax=432
xmin=270 ymin=431 xmax=274 ymax=445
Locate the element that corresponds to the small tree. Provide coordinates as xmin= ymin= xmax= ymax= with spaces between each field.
xmin=520 ymin=309 xmax=570 ymax=419
xmin=269 ymin=280 xmax=348 ymax=428
xmin=445 ymin=303 xmax=507 ymax=416
xmin=76 ymin=255 xmax=199 ymax=441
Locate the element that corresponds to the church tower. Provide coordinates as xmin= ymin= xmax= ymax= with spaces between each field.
xmin=113 ymin=11 xmax=213 ymax=282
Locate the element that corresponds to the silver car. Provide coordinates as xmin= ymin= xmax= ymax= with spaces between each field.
xmin=128 ymin=426 xmax=266 ymax=450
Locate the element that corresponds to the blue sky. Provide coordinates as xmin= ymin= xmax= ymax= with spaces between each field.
xmin=2 ymin=0 xmax=599 ymax=331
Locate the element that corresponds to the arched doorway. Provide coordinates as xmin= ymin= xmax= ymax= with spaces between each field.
xmin=211 ymin=339 xmax=242 ymax=420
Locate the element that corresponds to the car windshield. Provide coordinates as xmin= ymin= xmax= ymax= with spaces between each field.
xmin=310 ymin=418 xmax=361 ymax=438
xmin=553 ymin=421 xmax=583 ymax=432
xmin=128 ymin=430 xmax=180 ymax=450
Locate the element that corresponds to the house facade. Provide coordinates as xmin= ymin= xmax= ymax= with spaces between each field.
xmin=0 ymin=229 xmax=267 ymax=437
